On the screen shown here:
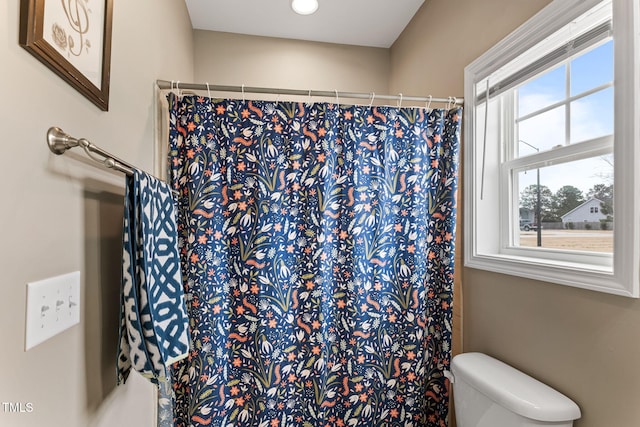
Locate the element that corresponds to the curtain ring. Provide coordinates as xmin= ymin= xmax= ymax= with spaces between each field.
xmin=369 ymin=92 xmax=375 ymax=108
xmin=308 ymin=89 xmax=312 ymax=105
xmin=206 ymin=82 xmax=211 ymax=99
xmin=176 ymin=81 xmax=181 ymax=96
xmin=447 ymin=96 xmax=453 ymax=110
xmin=335 ymin=89 xmax=339 ymax=108
xmin=397 ymin=93 xmax=403 ymax=108
xmin=170 ymin=80 xmax=175 ymax=91
xmin=241 ymin=84 xmax=245 ymax=102
xmin=452 ymin=96 xmax=458 ymax=107
xmin=426 ymin=95 xmax=433 ymax=110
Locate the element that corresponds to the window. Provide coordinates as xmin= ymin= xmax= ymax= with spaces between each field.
xmin=464 ymin=0 xmax=640 ymax=297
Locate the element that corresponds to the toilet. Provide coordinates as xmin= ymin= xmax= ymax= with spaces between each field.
xmin=447 ymin=353 xmax=581 ymax=427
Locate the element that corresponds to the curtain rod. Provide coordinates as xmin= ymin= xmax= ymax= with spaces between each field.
xmin=47 ymin=127 xmax=135 ymax=176
xmin=156 ymin=80 xmax=463 ymax=106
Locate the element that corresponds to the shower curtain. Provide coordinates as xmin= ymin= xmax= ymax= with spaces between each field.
xmin=166 ymin=93 xmax=461 ymax=427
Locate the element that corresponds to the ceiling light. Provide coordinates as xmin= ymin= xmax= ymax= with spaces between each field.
xmin=291 ymin=0 xmax=318 ymax=15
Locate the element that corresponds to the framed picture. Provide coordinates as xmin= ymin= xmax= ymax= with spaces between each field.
xmin=19 ymin=0 xmax=113 ymax=111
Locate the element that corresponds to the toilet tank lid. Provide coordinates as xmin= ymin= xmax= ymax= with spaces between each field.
xmin=451 ymin=353 xmax=581 ymax=422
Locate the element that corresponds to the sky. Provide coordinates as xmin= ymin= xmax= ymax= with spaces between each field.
xmin=516 ymin=40 xmax=614 ymax=196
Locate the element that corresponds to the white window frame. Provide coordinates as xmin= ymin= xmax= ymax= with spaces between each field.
xmin=464 ymin=0 xmax=640 ymax=297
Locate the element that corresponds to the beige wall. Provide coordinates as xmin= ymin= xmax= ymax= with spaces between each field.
xmin=0 ymin=2 xmax=194 ymax=427
xmin=194 ymin=30 xmax=390 ymax=97
xmin=391 ymin=1 xmax=640 ymax=426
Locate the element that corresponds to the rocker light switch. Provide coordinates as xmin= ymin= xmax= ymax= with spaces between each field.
xmin=25 ymin=271 xmax=81 ymax=350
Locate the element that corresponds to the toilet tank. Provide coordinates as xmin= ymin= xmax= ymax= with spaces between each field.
xmin=450 ymin=353 xmax=581 ymax=427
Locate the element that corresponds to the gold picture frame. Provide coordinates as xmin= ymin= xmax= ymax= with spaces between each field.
xmin=19 ymin=0 xmax=113 ymax=111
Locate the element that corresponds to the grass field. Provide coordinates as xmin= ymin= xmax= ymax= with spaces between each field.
xmin=519 ymin=230 xmax=614 ymax=252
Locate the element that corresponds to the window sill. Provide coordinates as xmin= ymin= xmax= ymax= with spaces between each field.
xmin=465 ymin=252 xmax=634 ymax=297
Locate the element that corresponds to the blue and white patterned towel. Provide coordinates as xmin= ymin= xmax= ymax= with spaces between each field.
xmin=117 ymin=169 xmax=190 ymax=386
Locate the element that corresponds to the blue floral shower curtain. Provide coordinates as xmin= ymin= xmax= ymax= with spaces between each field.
xmin=167 ymin=94 xmax=461 ymax=427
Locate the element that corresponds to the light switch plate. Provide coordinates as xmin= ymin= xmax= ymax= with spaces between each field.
xmin=25 ymin=271 xmax=81 ymax=350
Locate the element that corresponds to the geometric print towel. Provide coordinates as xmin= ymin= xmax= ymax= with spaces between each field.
xmin=117 ymin=169 xmax=190 ymax=386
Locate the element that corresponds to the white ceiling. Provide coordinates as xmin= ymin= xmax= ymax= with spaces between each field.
xmin=185 ymin=0 xmax=425 ymax=48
